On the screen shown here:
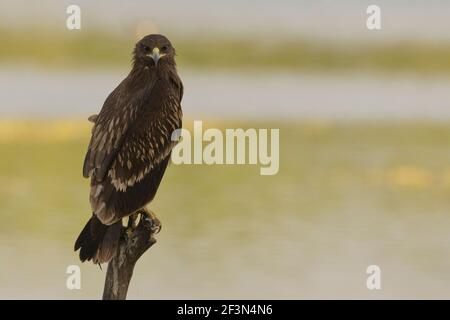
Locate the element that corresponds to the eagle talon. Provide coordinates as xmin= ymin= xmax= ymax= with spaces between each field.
xmin=142 ymin=212 xmax=162 ymax=234
xmin=124 ymin=227 xmax=133 ymax=240
xmin=123 ymin=212 xmax=139 ymax=240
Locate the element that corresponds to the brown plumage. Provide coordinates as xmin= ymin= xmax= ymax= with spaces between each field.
xmin=74 ymin=34 xmax=183 ymax=264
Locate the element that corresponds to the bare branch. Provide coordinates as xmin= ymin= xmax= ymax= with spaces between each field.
xmin=102 ymin=211 xmax=158 ymax=300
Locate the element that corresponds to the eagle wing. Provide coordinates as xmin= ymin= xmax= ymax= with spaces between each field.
xmin=82 ymin=78 xmax=153 ymax=182
xmin=84 ymin=77 xmax=183 ymax=225
xmin=106 ymin=79 xmax=182 ymax=191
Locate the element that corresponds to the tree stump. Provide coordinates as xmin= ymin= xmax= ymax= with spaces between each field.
xmin=102 ymin=210 xmax=159 ymax=300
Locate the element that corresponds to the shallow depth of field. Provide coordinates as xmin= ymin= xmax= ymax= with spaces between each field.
xmin=1 ymin=1 xmax=450 ymax=299
xmin=1 ymin=120 xmax=450 ymax=299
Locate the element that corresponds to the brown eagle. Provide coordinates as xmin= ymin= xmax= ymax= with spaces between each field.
xmin=74 ymin=34 xmax=183 ymax=264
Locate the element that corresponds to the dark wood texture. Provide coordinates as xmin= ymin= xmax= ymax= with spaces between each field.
xmin=102 ymin=212 xmax=158 ymax=300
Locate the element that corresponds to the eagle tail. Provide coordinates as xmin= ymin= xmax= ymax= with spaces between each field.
xmin=74 ymin=214 xmax=122 ymax=264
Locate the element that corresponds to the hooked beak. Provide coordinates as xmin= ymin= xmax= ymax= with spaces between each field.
xmin=147 ymin=47 xmax=165 ymax=66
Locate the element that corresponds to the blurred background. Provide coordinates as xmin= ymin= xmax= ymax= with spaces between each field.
xmin=1 ymin=0 xmax=450 ymax=299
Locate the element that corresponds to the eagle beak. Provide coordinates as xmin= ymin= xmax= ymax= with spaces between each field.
xmin=148 ymin=47 xmax=165 ymax=66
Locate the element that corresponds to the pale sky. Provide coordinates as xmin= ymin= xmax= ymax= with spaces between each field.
xmin=1 ymin=0 xmax=449 ymax=42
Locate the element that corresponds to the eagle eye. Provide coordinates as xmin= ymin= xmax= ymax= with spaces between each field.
xmin=160 ymin=45 xmax=169 ymax=52
xmin=141 ymin=44 xmax=150 ymax=53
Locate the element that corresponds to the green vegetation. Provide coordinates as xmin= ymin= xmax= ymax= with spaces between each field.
xmin=1 ymin=120 xmax=450 ymax=298
xmin=1 ymin=28 xmax=450 ymax=74
xmin=1 ymin=120 xmax=450 ymax=241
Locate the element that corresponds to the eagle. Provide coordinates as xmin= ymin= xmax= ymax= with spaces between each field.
xmin=74 ymin=34 xmax=183 ymax=264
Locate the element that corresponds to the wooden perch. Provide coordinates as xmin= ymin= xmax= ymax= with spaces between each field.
xmin=102 ymin=210 xmax=160 ymax=300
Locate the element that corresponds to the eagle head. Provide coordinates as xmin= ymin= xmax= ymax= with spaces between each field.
xmin=133 ymin=34 xmax=176 ymax=67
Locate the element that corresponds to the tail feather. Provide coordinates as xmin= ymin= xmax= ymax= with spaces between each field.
xmin=95 ymin=222 xmax=122 ymax=263
xmin=74 ymin=214 xmax=122 ymax=264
